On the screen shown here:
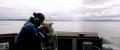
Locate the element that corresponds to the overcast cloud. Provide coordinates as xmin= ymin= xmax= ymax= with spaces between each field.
xmin=0 ymin=0 xmax=120 ymax=20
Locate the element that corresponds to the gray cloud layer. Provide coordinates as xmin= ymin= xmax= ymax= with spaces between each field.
xmin=82 ymin=0 xmax=109 ymax=5
xmin=0 ymin=0 xmax=120 ymax=20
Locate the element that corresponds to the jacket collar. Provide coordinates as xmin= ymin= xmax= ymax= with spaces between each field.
xmin=29 ymin=17 xmax=40 ymax=27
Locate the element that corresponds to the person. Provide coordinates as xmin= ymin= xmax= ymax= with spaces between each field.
xmin=14 ymin=12 xmax=46 ymax=50
xmin=39 ymin=22 xmax=56 ymax=50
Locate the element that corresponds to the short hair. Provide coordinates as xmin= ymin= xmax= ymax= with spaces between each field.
xmin=33 ymin=12 xmax=45 ymax=20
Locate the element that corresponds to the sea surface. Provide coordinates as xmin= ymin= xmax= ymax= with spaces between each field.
xmin=0 ymin=21 xmax=120 ymax=50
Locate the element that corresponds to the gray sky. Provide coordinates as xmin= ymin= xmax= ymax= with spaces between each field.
xmin=0 ymin=0 xmax=120 ymax=19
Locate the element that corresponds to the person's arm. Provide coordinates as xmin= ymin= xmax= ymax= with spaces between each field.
xmin=24 ymin=25 xmax=44 ymax=40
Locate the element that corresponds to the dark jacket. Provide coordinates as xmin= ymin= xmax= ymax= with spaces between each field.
xmin=14 ymin=17 xmax=45 ymax=50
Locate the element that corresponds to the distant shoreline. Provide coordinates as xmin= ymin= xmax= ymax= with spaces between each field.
xmin=0 ymin=19 xmax=26 ymax=21
xmin=0 ymin=19 xmax=81 ymax=21
xmin=1 ymin=19 xmax=120 ymax=22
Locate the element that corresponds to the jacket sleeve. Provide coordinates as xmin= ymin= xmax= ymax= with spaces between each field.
xmin=23 ymin=25 xmax=44 ymax=41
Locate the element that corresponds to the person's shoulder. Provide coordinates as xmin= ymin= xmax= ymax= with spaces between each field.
xmin=23 ymin=21 xmax=35 ymax=29
xmin=22 ymin=17 xmax=36 ymax=30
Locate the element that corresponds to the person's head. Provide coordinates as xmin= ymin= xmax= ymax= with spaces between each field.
xmin=33 ymin=12 xmax=45 ymax=26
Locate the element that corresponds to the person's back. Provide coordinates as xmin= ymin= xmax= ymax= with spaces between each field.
xmin=14 ymin=13 xmax=45 ymax=50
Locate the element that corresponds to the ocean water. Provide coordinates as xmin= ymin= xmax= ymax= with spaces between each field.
xmin=1 ymin=21 xmax=120 ymax=33
xmin=0 ymin=21 xmax=120 ymax=50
